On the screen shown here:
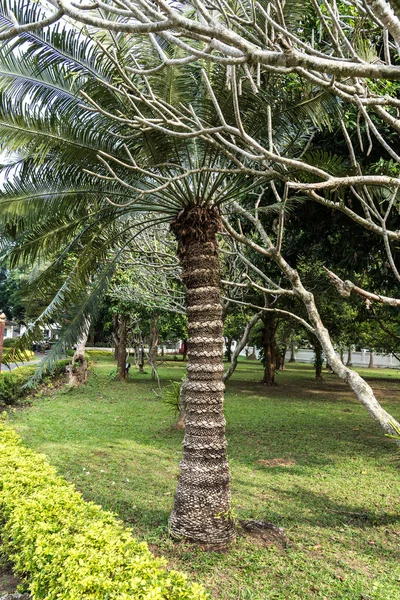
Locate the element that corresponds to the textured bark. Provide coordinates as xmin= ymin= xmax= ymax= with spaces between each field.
xmin=169 ymin=206 xmax=235 ymax=547
xmin=224 ymin=312 xmax=262 ymax=382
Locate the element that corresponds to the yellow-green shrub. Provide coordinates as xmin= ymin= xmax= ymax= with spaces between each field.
xmin=86 ymin=350 xmax=113 ymax=357
xmin=0 ymin=424 xmax=207 ymax=600
xmin=3 ymin=348 xmax=35 ymax=362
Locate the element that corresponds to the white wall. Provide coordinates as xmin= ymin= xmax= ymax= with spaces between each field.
xmin=284 ymin=348 xmax=400 ymax=369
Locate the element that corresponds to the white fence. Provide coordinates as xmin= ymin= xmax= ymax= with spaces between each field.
xmin=87 ymin=345 xmax=400 ymax=369
xmin=284 ymin=348 xmax=400 ymax=369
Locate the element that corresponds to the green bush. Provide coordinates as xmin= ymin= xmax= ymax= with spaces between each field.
xmin=48 ymin=358 xmax=71 ymax=376
xmin=86 ymin=349 xmax=113 ymax=357
xmin=0 ymin=359 xmax=70 ymax=405
xmin=0 ymin=365 xmax=37 ymax=405
xmin=0 ymin=424 xmax=207 ymax=600
xmin=3 ymin=338 xmax=18 ymax=348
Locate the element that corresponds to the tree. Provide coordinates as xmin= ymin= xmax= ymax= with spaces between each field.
xmin=0 ymin=268 xmax=26 ymax=323
xmin=0 ymin=8 xmax=264 ymax=545
xmin=1 ymin=1 xmax=400 ymax=552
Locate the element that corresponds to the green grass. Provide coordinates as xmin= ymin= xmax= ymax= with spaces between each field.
xmin=5 ymin=358 xmax=400 ymax=600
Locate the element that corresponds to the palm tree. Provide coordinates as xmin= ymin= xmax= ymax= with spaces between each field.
xmin=0 ymin=0 xmax=326 ymax=545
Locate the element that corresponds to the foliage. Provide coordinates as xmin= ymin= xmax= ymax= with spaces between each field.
xmin=0 ymin=424 xmax=207 ymax=600
xmin=3 ymin=348 xmax=34 ymax=362
xmin=86 ymin=349 xmax=113 ymax=357
xmin=3 ymin=337 xmax=18 ymax=347
xmin=0 ymin=269 xmax=26 ymax=323
xmin=385 ymin=421 xmax=400 ymax=465
xmin=0 ymin=365 xmax=36 ymax=404
xmin=0 ymin=359 xmax=69 ymax=405
xmin=65 ymin=348 xmax=89 ymax=361
xmin=162 ymin=378 xmax=184 ymax=414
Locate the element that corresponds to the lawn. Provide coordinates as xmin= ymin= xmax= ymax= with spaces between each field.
xmin=5 ymin=356 xmax=400 ymax=600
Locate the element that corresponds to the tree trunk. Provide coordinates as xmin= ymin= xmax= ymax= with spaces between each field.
xmin=138 ymin=345 xmax=144 ymax=373
xmin=248 ymin=346 xmax=257 ymax=360
xmin=224 ymin=312 xmax=262 ymax=382
xmin=340 ymin=348 xmax=345 ymax=364
xmin=112 ymin=314 xmax=119 ymax=361
xmin=225 ymin=337 xmax=233 ymax=363
xmin=70 ymin=318 xmax=90 ymax=385
xmin=289 ymin=339 xmax=296 ymax=362
xmin=368 ymin=351 xmax=374 ymax=368
xmin=148 ymin=314 xmax=159 ymax=378
xmin=182 ymin=339 xmax=188 ymax=361
xmin=117 ymin=315 xmax=128 ymax=380
xmin=278 ymin=344 xmax=287 ymax=370
xmin=169 ymin=206 xmax=235 ymax=547
xmin=346 ymin=346 xmax=352 ymax=367
xmin=314 ymin=340 xmax=323 ymax=380
xmin=261 ymin=312 xmax=277 ymax=385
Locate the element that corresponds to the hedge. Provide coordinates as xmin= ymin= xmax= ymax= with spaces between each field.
xmin=86 ymin=350 xmax=113 ymax=357
xmin=0 ymin=424 xmax=207 ymax=600
xmin=3 ymin=338 xmax=18 ymax=348
xmin=0 ymin=359 xmax=70 ymax=405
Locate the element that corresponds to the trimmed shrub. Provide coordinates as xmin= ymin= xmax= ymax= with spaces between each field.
xmin=0 ymin=365 xmax=37 ymax=405
xmin=0 ymin=424 xmax=207 ymax=600
xmin=3 ymin=338 xmax=18 ymax=348
xmin=66 ymin=349 xmax=90 ymax=360
xmin=86 ymin=350 xmax=113 ymax=357
xmin=0 ymin=359 xmax=70 ymax=405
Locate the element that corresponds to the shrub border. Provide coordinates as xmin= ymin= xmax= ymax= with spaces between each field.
xmin=0 ymin=424 xmax=207 ymax=600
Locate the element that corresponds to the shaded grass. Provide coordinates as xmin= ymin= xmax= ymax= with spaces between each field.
xmin=5 ymin=358 xmax=400 ymax=600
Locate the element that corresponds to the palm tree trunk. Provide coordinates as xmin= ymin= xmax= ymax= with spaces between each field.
xmin=169 ymin=206 xmax=235 ymax=547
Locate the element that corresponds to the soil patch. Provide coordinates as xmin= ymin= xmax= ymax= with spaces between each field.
xmin=239 ymin=519 xmax=287 ymax=550
xmin=0 ymin=563 xmax=22 ymax=596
